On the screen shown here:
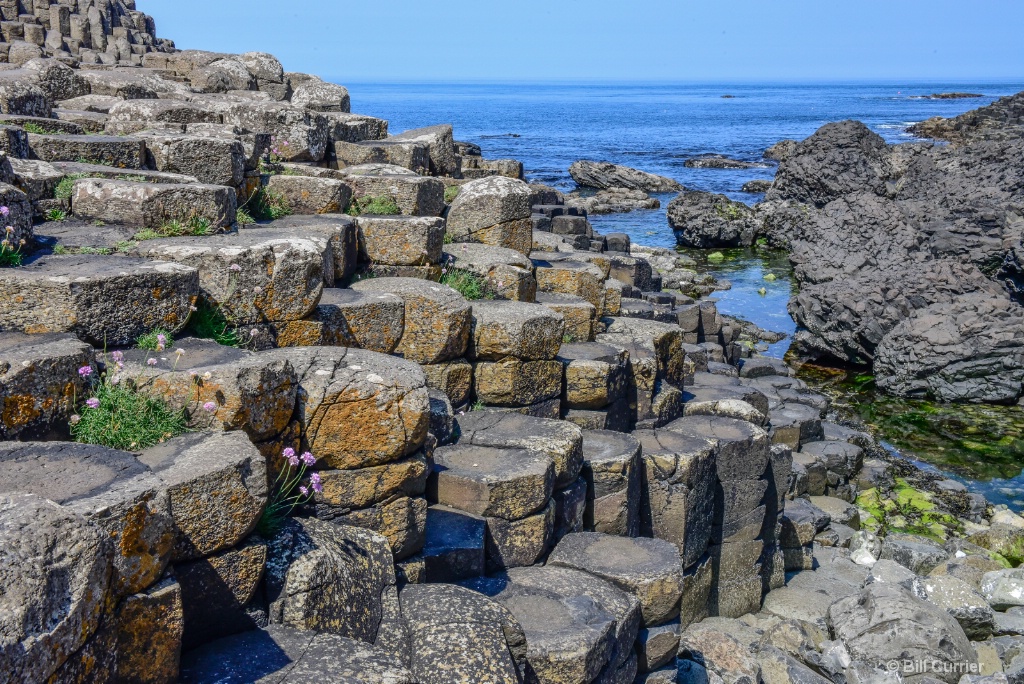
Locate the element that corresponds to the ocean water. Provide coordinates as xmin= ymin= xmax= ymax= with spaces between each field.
xmin=347 ymin=81 xmax=1024 ymax=507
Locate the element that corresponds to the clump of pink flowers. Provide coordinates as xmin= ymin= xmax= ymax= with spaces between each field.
xmin=257 ymin=447 xmax=323 ymax=536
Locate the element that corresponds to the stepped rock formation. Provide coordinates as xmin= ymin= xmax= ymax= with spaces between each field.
xmin=0 ymin=3 xmax=1018 ymax=683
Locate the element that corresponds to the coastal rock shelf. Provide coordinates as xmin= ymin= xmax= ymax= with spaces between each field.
xmin=0 ymin=3 xmax=1022 ymax=684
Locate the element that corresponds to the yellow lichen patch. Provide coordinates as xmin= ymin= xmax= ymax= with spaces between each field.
xmin=2 ymin=394 xmax=41 ymax=430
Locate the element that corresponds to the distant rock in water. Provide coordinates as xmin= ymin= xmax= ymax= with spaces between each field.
xmin=721 ymin=95 xmax=736 ymax=99
xmin=566 ymin=188 xmax=659 ymax=214
xmin=741 ymin=180 xmax=772 ymax=194
xmin=919 ymin=92 xmax=984 ymax=100
xmin=668 ymin=190 xmax=759 ymax=248
xmin=568 ymin=160 xmax=683 ymax=192
xmin=909 ymin=91 xmax=1024 ymax=142
xmin=763 ymin=139 xmax=798 ymax=161
xmin=683 ymin=154 xmax=767 ymax=169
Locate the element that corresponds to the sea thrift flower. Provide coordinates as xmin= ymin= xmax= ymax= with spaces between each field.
xmin=230 ymin=264 xmax=241 ymax=272
xmin=69 ymin=414 xmax=80 ymax=425
xmin=203 ymin=401 xmax=217 ymax=412
xmin=86 ymin=398 xmax=100 ymax=409
xmin=253 ymin=286 xmax=263 ymax=295
xmin=299 ymin=485 xmax=309 ymax=497
xmin=111 ymin=351 xmax=124 ymax=363
xmin=147 ymin=358 xmax=158 ymax=366
xmin=175 ymin=348 xmax=185 ymax=356
xmin=4 ymin=226 xmax=11 ymax=234
xmin=0 ymin=206 xmax=9 ymax=216
xmin=309 ymin=472 xmax=323 ymax=494
xmin=78 ymin=366 xmax=92 ymax=378
xmin=301 ymin=451 xmax=315 ymax=466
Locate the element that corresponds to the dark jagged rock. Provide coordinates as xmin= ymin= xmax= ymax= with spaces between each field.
xmin=760 ymin=108 xmax=1024 ymax=402
xmin=668 ymin=190 xmax=760 ymax=248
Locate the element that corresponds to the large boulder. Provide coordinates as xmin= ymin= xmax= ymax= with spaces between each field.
xmin=400 ymin=583 xmax=526 ymax=682
xmin=0 ymin=254 xmax=198 ymax=346
xmin=264 ymin=346 xmax=429 ymax=469
xmin=138 ymin=432 xmax=268 ymax=561
xmin=388 ymin=124 xmax=458 ymax=177
xmin=129 ymin=231 xmax=326 ymax=325
xmin=351 ymin=277 xmax=472 ymax=365
xmin=445 ymin=176 xmax=533 ymax=255
xmin=265 ymin=518 xmax=400 ymax=644
xmin=0 ymin=492 xmax=112 ymax=684
xmin=826 ymin=584 xmax=976 ymax=684
xmin=0 ymin=332 xmax=93 ymax=440
xmin=668 ymin=190 xmax=761 ymax=248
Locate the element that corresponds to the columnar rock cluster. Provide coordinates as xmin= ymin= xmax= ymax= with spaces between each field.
xmin=0 ymin=0 xmax=172 ymax=67
xmin=1 ymin=5 xmax=1022 ymax=684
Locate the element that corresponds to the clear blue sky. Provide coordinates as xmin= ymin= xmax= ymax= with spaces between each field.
xmin=145 ymin=0 xmax=1024 ymax=83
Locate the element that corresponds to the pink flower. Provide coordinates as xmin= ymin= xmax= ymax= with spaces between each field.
xmin=147 ymin=358 xmax=158 ymax=366
xmin=283 ymin=447 xmax=299 ymax=467
xmin=282 ymin=447 xmax=295 ymax=459
xmin=309 ymin=472 xmax=323 ymax=494
xmin=299 ymin=485 xmax=309 ymax=497
xmin=301 ymin=451 xmax=315 ymax=466
xmin=110 ymin=351 xmax=123 ymax=363
xmin=282 ymin=141 xmax=289 ymax=147
xmin=69 ymin=414 xmax=80 ymax=425
xmin=203 ymin=401 xmax=217 ymax=412
xmin=230 ymin=264 xmax=241 ymax=272
xmin=78 ymin=366 xmax=92 ymax=378
xmin=85 ymin=398 xmax=100 ymax=409
xmin=0 ymin=206 xmax=9 ymax=217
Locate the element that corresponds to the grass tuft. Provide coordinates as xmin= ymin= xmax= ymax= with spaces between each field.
xmin=347 ymin=195 xmax=400 ymax=216
xmin=444 ymin=185 xmax=461 ymax=203
xmin=54 ymin=173 xmax=89 ymax=200
xmin=71 ymin=380 xmax=188 ymax=451
xmin=242 ymin=187 xmax=291 ymax=221
xmin=135 ymin=215 xmax=214 ymax=241
xmin=136 ymin=328 xmax=174 ymax=351
xmin=440 ymin=267 xmax=490 ymax=300
xmin=45 ymin=208 xmax=67 ymax=222
xmin=236 ymin=207 xmax=256 ymax=225
xmin=190 ymin=300 xmax=239 ymax=347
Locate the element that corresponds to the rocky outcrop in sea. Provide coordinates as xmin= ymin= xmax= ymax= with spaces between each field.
xmin=666 ymin=95 xmax=1024 ymax=405
xmin=1 ymin=3 xmax=1023 ymax=684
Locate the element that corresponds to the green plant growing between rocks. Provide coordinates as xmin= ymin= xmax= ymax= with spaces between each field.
xmin=444 ymin=185 xmax=461 ymax=203
xmin=136 ymin=215 xmax=214 ymax=240
xmin=70 ymin=358 xmax=188 ymax=451
xmin=19 ymin=121 xmax=63 ymax=135
xmin=256 ymin=448 xmax=323 ymax=537
xmin=1 ymin=217 xmax=22 ymax=267
xmin=236 ymin=207 xmax=256 ymax=225
xmin=54 ymin=173 xmax=89 ymax=200
xmin=45 ymin=208 xmax=67 ymax=222
xmin=347 ymin=195 xmax=400 ymax=216
xmin=136 ymin=328 xmax=174 ymax=351
xmin=246 ymin=187 xmax=291 ymax=221
xmin=190 ymin=300 xmax=240 ymax=347
xmin=441 ymin=268 xmax=489 ymax=300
